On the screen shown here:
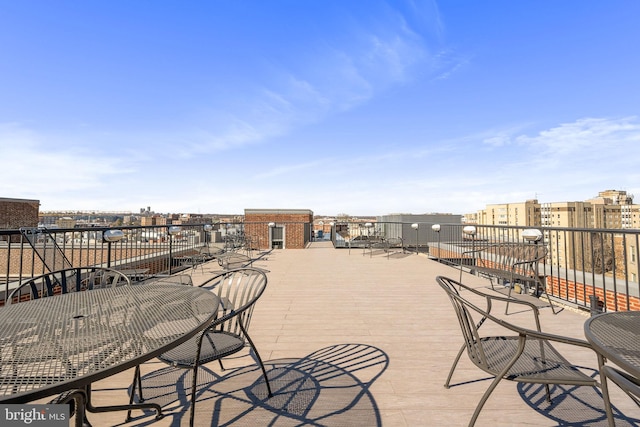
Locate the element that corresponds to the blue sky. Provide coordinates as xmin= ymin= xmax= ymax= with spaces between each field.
xmin=2 ymin=1 xmax=639 ymax=216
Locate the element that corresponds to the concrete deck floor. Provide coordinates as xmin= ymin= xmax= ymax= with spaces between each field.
xmin=64 ymin=242 xmax=639 ymax=426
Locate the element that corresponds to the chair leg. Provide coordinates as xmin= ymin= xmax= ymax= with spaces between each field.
xmin=189 ymin=333 xmax=207 ymax=427
xmin=544 ymin=384 xmax=552 ymax=403
xmin=598 ymin=355 xmax=616 ymax=427
xmin=445 ymin=344 xmax=466 ymax=389
xmin=535 ymin=277 xmax=557 ymax=315
xmin=189 ymin=364 xmax=199 ymax=427
xmin=469 ymin=373 xmax=506 ymax=427
xmin=241 ymin=326 xmax=273 ymax=397
xmin=468 ymin=338 xmax=526 ymax=426
xmin=505 ymin=279 xmax=518 ymax=315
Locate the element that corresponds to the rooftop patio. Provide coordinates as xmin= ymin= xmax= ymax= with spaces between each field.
xmin=35 ymin=241 xmax=640 ymax=426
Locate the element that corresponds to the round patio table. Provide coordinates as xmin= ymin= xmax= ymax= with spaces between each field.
xmin=584 ymin=311 xmax=640 ymax=426
xmin=0 ymin=283 xmax=219 ymax=425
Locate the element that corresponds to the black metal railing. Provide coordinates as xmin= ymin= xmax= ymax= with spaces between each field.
xmin=0 ymin=223 xmax=245 ymax=303
xmin=0 ymin=220 xmax=315 ymax=303
xmin=330 ymin=221 xmax=640 ymax=312
xmin=3 ymin=221 xmax=639 ymax=312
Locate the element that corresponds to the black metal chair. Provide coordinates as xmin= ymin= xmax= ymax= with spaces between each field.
xmin=7 ymin=266 xmax=131 ymax=304
xmin=437 ymin=275 xmax=598 ymax=427
xmin=458 ymin=243 xmax=556 ymax=315
xmin=133 ymin=267 xmax=272 ymax=426
xmin=144 ymin=274 xmax=194 ymax=286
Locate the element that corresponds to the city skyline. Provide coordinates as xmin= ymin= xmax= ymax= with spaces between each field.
xmin=2 ymin=1 xmax=640 ymax=216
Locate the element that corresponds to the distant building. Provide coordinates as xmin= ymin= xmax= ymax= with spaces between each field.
xmin=477 ymin=200 xmax=541 ymax=228
xmin=377 ymin=213 xmax=463 ymax=247
xmin=55 ymin=217 xmax=76 ymax=229
xmin=0 ymin=197 xmax=40 ymax=230
xmin=141 ymin=215 xmax=169 ymax=226
xmin=473 ymin=190 xmax=639 ymax=273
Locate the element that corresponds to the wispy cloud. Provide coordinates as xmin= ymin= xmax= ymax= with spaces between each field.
xmin=179 ymin=3 xmax=444 ymax=159
xmin=0 ymin=123 xmax=136 ymax=199
xmin=517 ymin=117 xmax=640 ymax=156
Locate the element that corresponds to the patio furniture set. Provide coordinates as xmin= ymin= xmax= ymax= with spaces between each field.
xmin=0 ymin=265 xmax=271 ymax=427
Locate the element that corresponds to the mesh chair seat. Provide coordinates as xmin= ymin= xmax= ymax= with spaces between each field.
xmin=158 ymin=330 xmax=245 ymax=368
xmin=477 ymin=336 xmax=596 ymax=385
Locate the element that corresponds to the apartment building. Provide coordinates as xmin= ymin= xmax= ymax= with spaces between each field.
xmin=477 ymin=190 xmax=636 ymax=230
xmin=477 ymin=199 xmax=540 ymax=228
xmin=475 ymin=189 xmax=637 ymax=275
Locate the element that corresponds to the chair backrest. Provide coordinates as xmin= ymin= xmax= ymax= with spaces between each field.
xmin=437 ymin=275 xmax=493 ymax=371
xmin=7 ymin=267 xmax=131 ymax=305
xmin=200 ymin=267 xmax=267 ymax=337
xmin=477 ymin=242 xmax=547 ymax=273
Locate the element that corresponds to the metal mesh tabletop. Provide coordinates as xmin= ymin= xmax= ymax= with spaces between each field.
xmin=0 ymin=283 xmax=219 ymax=403
xmin=584 ymin=311 xmax=640 ymax=377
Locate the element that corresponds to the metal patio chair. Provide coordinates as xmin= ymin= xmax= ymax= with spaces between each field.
xmin=437 ymin=275 xmax=599 ymax=427
xmin=7 ymin=266 xmax=131 ymax=304
xmin=132 ymin=267 xmax=272 ymax=426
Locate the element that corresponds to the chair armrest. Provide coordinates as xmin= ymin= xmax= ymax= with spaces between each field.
xmin=511 ymin=246 xmax=547 ymax=269
xmin=462 ymin=294 xmax=592 ymax=349
xmin=515 ymin=326 xmax=593 ymax=349
xmin=460 ymin=283 xmax=542 ymax=331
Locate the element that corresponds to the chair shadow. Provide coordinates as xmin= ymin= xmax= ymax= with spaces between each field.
xmin=517 ymin=367 xmax=640 ymax=426
xmin=128 ymin=343 xmax=389 ymax=426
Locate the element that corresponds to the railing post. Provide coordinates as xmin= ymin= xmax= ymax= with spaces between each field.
xmin=168 ymin=226 xmax=181 ymax=274
xmin=590 ymin=295 xmax=604 ymax=316
xmin=103 ymin=229 xmax=124 ymax=269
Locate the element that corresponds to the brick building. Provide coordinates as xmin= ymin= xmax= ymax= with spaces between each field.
xmin=244 ymin=209 xmax=313 ymax=249
xmin=0 ymin=197 xmax=40 ymax=230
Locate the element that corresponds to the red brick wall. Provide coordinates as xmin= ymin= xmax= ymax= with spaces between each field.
xmin=0 ymin=199 xmax=40 ymax=233
xmin=244 ymin=212 xmax=312 ymax=249
xmin=547 ymin=276 xmax=640 ymax=312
